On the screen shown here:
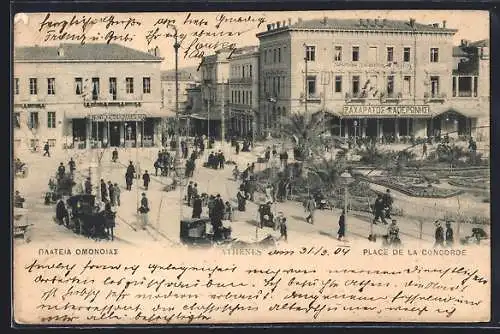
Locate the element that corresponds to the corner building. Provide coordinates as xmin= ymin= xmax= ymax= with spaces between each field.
xmin=13 ymin=43 xmax=164 ymax=151
xmin=257 ymin=17 xmax=488 ymax=140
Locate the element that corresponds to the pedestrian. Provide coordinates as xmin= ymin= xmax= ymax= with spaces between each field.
xmin=265 ymin=184 xmax=274 ymax=204
xmin=265 ymin=147 xmax=271 ymax=161
xmin=187 ymin=181 xmax=193 ymax=206
xmin=219 ymin=151 xmax=225 ymax=169
xmin=43 ymin=142 xmax=50 ymax=157
xmin=232 ymin=165 xmax=239 ymax=181
xmin=68 ymin=158 xmax=76 ymax=175
xmin=84 ymin=177 xmax=92 ymax=194
xmin=192 ymin=194 xmax=202 ymax=218
xmin=142 ymin=170 xmax=150 ymax=190
xmin=382 ymin=189 xmax=393 ymax=219
xmin=108 ymin=182 xmax=115 ymax=206
xmin=434 ymin=221 xmax=444 ymax=247
xmin=372 ymin=194 xmax=388 ymax=225
xmin=237 ymin=188 xmax=247 ymax=211
xmin=138 ymin=193 xmax=149 ymax=229
xmin=125 ymin=161 xmax=135 ymax=191
xmin=387 ymin=219 xmax=401 ymax=246
xmin=14 ymin=191 xmax=25 ymax=208
xmin=112 ymin=148 xmax=119 ymax=163
xmin=100 ymin=179 xmax=108 ymax=202
xmin=235 ymin=142 xmax=240 ymax=155
xmin=445 ymin=221 xmax=454 ymax=247
xmin=192 ymin=183 xmax=199 ymax=199
xmin=154 ymin=159 xmax=161 ymax=176
xmin=57 ymin=162 xmax=66 ymax=179
xmin=422 ymin=143 xmax=427 ymax=158
xmin=224 ymin=201 xmax=233 ymax=221
xmin=208 ymin=195 xmax=215 ymax=218
xmin=280 ymin=217 xmax=288 ymax=242
xmin=305 ymin=195 xmax=316 ymax=224
xmin=114 ymin=183 xmax=121 ymax=206
xmin=338 ymin=209 xmax=346 ymax=240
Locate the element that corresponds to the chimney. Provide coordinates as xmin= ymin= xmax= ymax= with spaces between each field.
xmin=442 ymin=20 xmax=447 ymax=28
xmin=267 ymin=24 xmax=272 ymax=31
xmin=288 ymin=18 xmax=292 ymax=26
xmin=154 ymin=46 xmax=160 ymax=57
xmin=57 ymin=46 xmax=64 ymax=57
xmin=409 ymin=18 xmax=416 ymax=27
xmin=276 ymin=21 xmax=281 ymax=28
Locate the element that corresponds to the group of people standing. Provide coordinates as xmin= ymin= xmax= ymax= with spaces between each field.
xmin=206 ymin=151 xmax=226 ymax=169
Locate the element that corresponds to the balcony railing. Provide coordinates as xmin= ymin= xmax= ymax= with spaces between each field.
xmin=380 ymin=92 xmax=402 ymax=103
xmin=424 ymin=92 xmax=447 ymax=103
xmin=345 ymin=92 xmax=367 ymax=103
xmin=14 ymin=96 xmax=47 ymax=108
xmin=83 ymin=94 xmax=143 ymax=107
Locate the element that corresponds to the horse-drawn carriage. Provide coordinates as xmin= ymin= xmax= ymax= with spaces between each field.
xmin=14 ymin=159 xmax=28 ymax=178
xmin=45 ymin=173 xmax=76 ymax=205
xmin=180 ymin=218 xmax=278 ymax=248
xmin=59 ymin=194 xmax=115 ymax=240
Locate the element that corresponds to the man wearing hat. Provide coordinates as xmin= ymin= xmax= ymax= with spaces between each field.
xmin=445 ymin=221 xmax=454 ymax=247
xmin=187 ymin=181 xmax=193 ymax=206
xmin=434 ymin=220 xmax=445 ymax=247
xmin=84 ymin=177 xmax=92 ymax=195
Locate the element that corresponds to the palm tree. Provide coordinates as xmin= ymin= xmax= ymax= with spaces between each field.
xmin=305 ymin=156 xmax=348 ymax=194
xmin=281 ymin=111 xmax=328 ymax=162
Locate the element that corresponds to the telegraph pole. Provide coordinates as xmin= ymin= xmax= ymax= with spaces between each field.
xmin=221 ymin=77 xmax=225 ymax=144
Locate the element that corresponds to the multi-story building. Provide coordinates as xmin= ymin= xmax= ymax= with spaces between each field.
xmin=13 ymin=43 xmax=164 ymax=151
xmin=196 ymin=49 xmax=231 ymax=139
xmin=160 ymin=69 xmax=198 ymax=114
xmin=228 ymin=46 xmax=260 ymax=139
xmin=256 ymin=17 xmax=488 ymax=140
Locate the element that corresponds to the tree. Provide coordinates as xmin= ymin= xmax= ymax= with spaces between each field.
xmin=281 ymin=111 xmax=328 ymax=162
xmin=305 ymin=157 xmax=348 ymax=194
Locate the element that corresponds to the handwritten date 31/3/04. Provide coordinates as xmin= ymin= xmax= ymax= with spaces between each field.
xmin=269 ymin=246 xmax=350 ymax=256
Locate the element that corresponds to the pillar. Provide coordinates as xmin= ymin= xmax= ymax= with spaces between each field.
xmin=85 ymin=119 xmax=91 ymax=149
xmin=376 ymin=119 xmax=381 ymax=139
xmin=394 ymin=118 xmax=400 ymax=141
xmin=406 ymin=119 xmax=410 ymax=136
xmin=362 ymin=119 xmax=367 ymax=137
xmin=135 ymin=121 xmax=141 ymax=147
xmin=103 ymin=122 xmax=109 ymax=146
xmin=453 ymin=76 xmax=458 ymax=97
xmin=344 ymin=121 xmax=349 ymax=138
xmin=120 ymin=122 xmax=125 ymax=146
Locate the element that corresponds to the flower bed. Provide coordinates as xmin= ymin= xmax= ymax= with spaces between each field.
xmin=362 ymin=176 xmax=463 ymax=198
xmin=448 ymin=177 xmax=490 ymax=190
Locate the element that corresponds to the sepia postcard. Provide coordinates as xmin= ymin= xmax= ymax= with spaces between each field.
xmin=12 ymin=10 xmax=491 ymax=325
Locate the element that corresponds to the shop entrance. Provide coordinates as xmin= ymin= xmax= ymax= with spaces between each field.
xmin=109 ymin=122 xmax=121 ymax=147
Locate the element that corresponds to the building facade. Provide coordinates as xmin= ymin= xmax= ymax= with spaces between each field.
xmin=13 ymin=43 xmax=163 ymax=151
xmin=257 ymin=17 xmax=489 ymax=140
xmin=228 ymin=46 xmax=260 ymax=139
xmin=161 ymin=69 xmax=198 ymax=115
xmin=194 ymin=50 xmax=231 ymax=139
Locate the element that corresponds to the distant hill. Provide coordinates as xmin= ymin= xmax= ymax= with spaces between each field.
xmin=161 ymin=66 xmax=201 ymax=81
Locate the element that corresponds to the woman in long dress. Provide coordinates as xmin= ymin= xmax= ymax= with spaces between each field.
xmin=237 ymin=190 xmax=247 ymax=211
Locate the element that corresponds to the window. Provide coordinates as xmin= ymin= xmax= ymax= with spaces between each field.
xmin=14 ymin=78 xmax=19 ymax=95
xmin=47 ymin=111 xmax=56 ymax=128
xmin=29 ymin=112 xmax=39 ymax=129
xmin=352 ymin=47 xmax=359 ymax=62
xmin=306 ymin=75 xmax=317 ymax=97
xmin=458 ymin=76 xmax=472 ymax=97
xmin=249 ymin=64 xmax=253 ymax=77
xmin=75 ymin=78 xmax=83 ymax=95
xmin=403 ymin=47 xmax=411 ymax=62
xmin=335 ymin=76 xmax=342 ymax=93
xmin=109 ymin=78 xmax=117 ymax=100
xmin=334 ymin=46 xmax=342 ymax=61
xmin=47 ymin=78 xmax=56 ymax=95
xmin=368 ymin=47 xmax=378 ymax=63
xmin=473 ymin=76 xmax=478 ymax=97
xmin=273 ymin=49 xmax=277 ymax=63
xmin=386 ymin=47 xmax=394 ymax=62
xmin=249 ymin=91 xmax=252 ymax=103
xmin=387 ymin=75 xmax=395 ymax=96
xmin=263 ymin=78 xmax=267 ymax=93
xmin=47 ymin=139 xmax=56 ymax=147
xmin=264 ymin=50 xmax=267 ymax=64
xmin=305 ymin=46 xmax=315 ymax=62
xmin=143 ymin=77 xmax=151 ymax=94
xmin=430 ymin=76 xmax=440 ymax=97
xmin=14 ymin=112 xmax=20 ymax=128
xmin=91 ymin=78 xmax=100 ymax=100
xmin=352 ymin=76 xmax=360 ymax=95
xmin=452 ymin=77 xmax=457 ymax=97
xmin=126 ymin=77 xmax=134 ymax=94
xmin=238 ymin=91 xmax=241 ymax=104
xmin=430 ymin=48 xmax=439 ymax=62
xmin=403 ymin=76 xmax=411 ymax=95
xmin=278 ymin=48 xmax=281 ymax=62
xmin=29 ymin=78 xmax=37 ymax=95
xmin=277 ymin=77 xmax=281 ymax=95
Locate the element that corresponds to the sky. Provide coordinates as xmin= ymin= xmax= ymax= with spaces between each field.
xmin=13 ymin=10 xmax=489 ymax=70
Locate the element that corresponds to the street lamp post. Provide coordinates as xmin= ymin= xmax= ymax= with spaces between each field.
xmin=340 ymin=171 xmax=352 ymax=239
xmin=353 ymin=120 xmax=358 ymax=147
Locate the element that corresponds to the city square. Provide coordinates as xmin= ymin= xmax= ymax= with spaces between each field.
xmin=13 ymin=14 xmax=490 ymax=250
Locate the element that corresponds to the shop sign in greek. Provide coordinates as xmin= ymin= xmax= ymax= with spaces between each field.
xmin=342 ymin=105 xmax=431 ymax=117
xmin=88 ymin=113 xmax=147 ymax=121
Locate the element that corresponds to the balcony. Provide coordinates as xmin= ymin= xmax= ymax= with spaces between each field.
xmin=345 ymin=92 xmax=367 ymax=103
xmin=424 ymin=92 xmax=447 ymax=104
xmin=229 ymin=77 xmax=253 ymax=85
xmin=83 ymin=94 xmax=143 ymax=107
xmin=14 ymin=96 xmax=47 ymax=108
xmin=380 ymin=92 xmax=402 ymax=103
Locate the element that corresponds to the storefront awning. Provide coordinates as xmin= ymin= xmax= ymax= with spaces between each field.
xmin=189 ymin=112 xmax=223 ymax=121
xmin=64 ymin=108 xmax=175 ymax=120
